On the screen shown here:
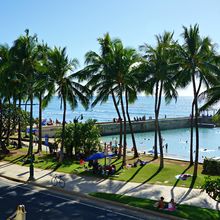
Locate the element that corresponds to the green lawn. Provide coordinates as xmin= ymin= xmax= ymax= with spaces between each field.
xmin=0 ymin=147 xmax=218 ymax=189
xmin=90 ymin=192 xmax=220 ymax=220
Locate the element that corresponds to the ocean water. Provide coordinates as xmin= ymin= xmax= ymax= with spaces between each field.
xmin=101 ymin=127 xmax=220 ymax=162
xmin=30 ymin=96 xmax=196 ymax=122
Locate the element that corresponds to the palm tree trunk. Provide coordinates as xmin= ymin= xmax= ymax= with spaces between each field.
xmin=158 ymin=123 xmax=164 ymax=169
xmin=190 ymin=78 xmax=202 ymax=166
xmin=190 ymin=101 xmax=194 ymax=165
xmin=125 ymin=89 xmax=138 ymax=158
xmin=37 ymin=93 xmax=42 ymax=152
xmin=6 ymin=98 xmax=11 ymax=146
xmin=154 ymin=82 xmax=159 ymax=159
xmin=24 ymin=99 xmax=28 ymax=137
xmin=192 ymin=75 xmax=199 ymax=177
xmin=157 ymin=81 xmax=164 ymax=169
xmin=12 ymin=97 xmax=17 ymax=133
xmin=120 ymin=90 xmax=127 ymax=167
xmin=28 ymin=92 xmax=35 ymax=181
xmin=17 ymin=97 xmax=22 ymax=149
xmin=61 ymin=99 xmax=66 ymax=153
xmin=111 ymin=90 xmax=122 ymax=158
xmin=28 ymin=94 xmax=34 ymax=156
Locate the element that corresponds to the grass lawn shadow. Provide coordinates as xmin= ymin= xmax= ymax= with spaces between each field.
xmin=34 ymin=163 xmax=62 ymax=181
xmin=177 ymin=175 xmax=197 ymax=205
xmin=170 ymin=164 xmax=193 ymax=199
xmin=122 ymin=166 xmax=162 ymax=195
xmin=0 ymin=155 xmax=27 ymax=169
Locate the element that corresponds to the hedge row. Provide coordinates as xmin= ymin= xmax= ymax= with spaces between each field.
xmin=203 ymin=158 xmax=220 ymax=175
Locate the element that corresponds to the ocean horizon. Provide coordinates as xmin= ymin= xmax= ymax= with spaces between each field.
xmin=29 ymin=95 xmax=199 ymax=122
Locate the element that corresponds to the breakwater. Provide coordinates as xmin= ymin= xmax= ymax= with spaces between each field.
xmin=97 ymin=116 xmax=213 ymax=135
xmin=41 ymin=116 xmax=214 ymax=137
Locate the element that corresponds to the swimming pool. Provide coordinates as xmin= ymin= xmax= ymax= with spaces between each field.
xmin=101 ymin=127 xmax=220 ymax=162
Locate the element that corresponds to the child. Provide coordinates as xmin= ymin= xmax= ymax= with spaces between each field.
xmin=167 ymin=198 xmax=176 ymax=211
xmin=154 ymin=197 xmax=165 ymax=209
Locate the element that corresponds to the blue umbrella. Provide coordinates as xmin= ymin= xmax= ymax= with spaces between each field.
xmin=85 ymin=152 xmax=115 ymax=161
xmin=26 ymin=128 xmax=38 ymax=134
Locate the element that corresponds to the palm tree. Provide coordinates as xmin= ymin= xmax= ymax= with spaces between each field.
xmin=33 ymin=43 xmax=50 ymax=153
xmin=140 ymin=32 xmax=178 ymax=169
xmin=77 ymin=33 xmax=124 ymax=158
xmin=199 ymin=85 xmax=220 ymax=114
xmin=79 ymin=33 xmax=140 ymax=163
xmin=105 ymin=38 xmax=141 ymax=164
xmin=178 ymin=24 xmax=219 ymax=176
xmin=10 ymin=29 xmax=39 ymax=180
xmin=0 ymin=44 xmax=11 ymax=153
xmin=114 ymin=41 xmax=141 ymax=160
xmin=45 ymin=47 xmax=89 ymax=153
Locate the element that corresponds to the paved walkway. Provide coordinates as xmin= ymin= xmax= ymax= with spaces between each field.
xmin=0 ymin=160 xmax=218 ymax=211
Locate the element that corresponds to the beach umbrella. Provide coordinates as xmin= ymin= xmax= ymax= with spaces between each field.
xmin=84 ymin=152 xmax=115 ymax=161
xmin=26 ymin=128 xmax=38 ymax=134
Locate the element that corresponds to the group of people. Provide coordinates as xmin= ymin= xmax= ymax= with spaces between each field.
xmin=104 ymin=141 xmax=119 ymax=155
xmin=154 ymin=197 xmax=176 ymax=211
xmin=112 ymin=118 xmax=122 ymax=123
xmin=133 ymin=115 xmax=146 ymax=121
xmin=88 ymin=160 xmax=116 ymax=176
xmin=40 ymin=118 xmax=61 ymax=126
xmin=112 ymin=115 xmax=147 ymax=122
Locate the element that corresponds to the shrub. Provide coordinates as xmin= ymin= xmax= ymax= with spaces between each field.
xmin=202 ymin=158 xmax=220 ymax=175
xmin=55 ymin=119 xmax=101 ymax=157
xmin=202 ymin=176 xmax=220 ymax=202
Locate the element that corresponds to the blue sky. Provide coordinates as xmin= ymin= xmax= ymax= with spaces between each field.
xmin=1 ymin=0 xmax=220 ymax=95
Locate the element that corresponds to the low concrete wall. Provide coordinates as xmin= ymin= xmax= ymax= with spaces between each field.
xmin=40 ymin=116 xmax=213 ymax=137
xmin=41 ymin=125 xmax=62 ymax=138
xmin=98 ymin=117 xmax=191 ymax=135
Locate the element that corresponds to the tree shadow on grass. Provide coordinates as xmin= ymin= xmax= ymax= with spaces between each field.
xmin=110 ymin=158 xmax=120 ymax=165
xmin=110 ymin=164 xmax=146 ymax=195
xmin=170 ymin=164 xmax=193 ymax=199
xmin=125 ymin=164 xmax=146 ymax=183
xmin=122 ymin=166 xmax=163 ymax=195
xmin=0 ymin=155 xmax=27 ymax=169
xmin=110 ymin=157 xmax=134 ymax=167
xmin=176 ymin=175 xmax=197 ymax=205
xmin=34 ymin=163 xmax=62 ymax=181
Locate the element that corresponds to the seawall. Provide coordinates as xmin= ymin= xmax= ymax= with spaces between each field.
xmin=40 ymin=116 xmax=213 ymax=137
xmin=97 ymin=116 xmax=213 ymax=135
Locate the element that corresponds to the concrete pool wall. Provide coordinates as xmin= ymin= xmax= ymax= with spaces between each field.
xmin=41 ymin=116 xmax=214 ymax=137
xmin=97 ymin=116 xmax=214 ymax=135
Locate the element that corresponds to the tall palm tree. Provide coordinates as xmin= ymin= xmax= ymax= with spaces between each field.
xmin=79 ymin=33 xmax=140 ymax=163
xmin=178 ymin=24 xmax=219 ymax=176
xmin=111 ymin=41 xmax=141 ymax=160
xmin=11 ymin=29 xmax=39 ymax=180
xmin=0 ymin=44 xmax=11 ymax=153
xmin=9 ymin=44 xmax=30 ymax=149
xmin=45 ymin=47 xmax=89 ymax=153
xmin=33 ymin=43 xmax=50 ymax=153
xmin=140 ymin=32 xmax=178 ymax=169
xmin=77 ymin=33 xmax=124 ymax=159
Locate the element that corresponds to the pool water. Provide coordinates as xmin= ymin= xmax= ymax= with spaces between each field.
xmin=101 ymin=127 xmax=220 ymax=162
